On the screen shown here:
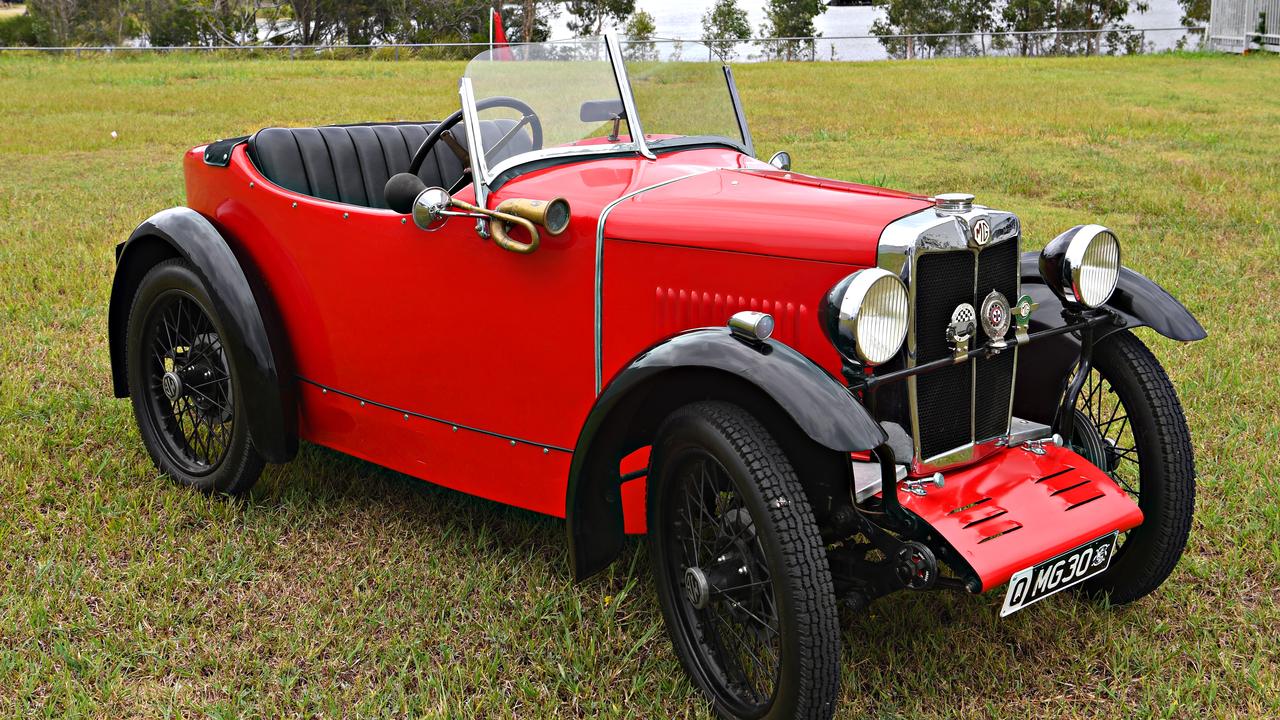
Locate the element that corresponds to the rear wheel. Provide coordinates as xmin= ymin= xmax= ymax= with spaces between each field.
xmin=1070 ymin=330 xmax=1195 ymax=604
xmin=126 ymin=259 xmax=264 ymax=495
xmin=648 ymin=401 xmax=840 ymax=720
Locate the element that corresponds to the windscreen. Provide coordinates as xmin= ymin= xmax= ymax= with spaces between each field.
xmin=621 ymin=39 xmax=747 ymax=151
xmin=463 ymin=39 xmax=634 ymax=177
xmin=462 ymin=38 xmax=749 ymax=182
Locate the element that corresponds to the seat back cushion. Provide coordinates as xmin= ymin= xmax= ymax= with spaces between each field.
xmin=247 ymin=120 xmax=534 ymax=210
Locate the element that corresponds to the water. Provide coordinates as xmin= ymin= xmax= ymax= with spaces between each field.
xmin=546 ymin=0 xmax=1198 ymax=59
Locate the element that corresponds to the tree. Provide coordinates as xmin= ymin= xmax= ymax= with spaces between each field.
xmin=993 ymin=0 xmax=1056 ymax=55
xmin=139 ymin=0 xmax=200 ymax=45
xmin=27 ymin=0 xmax=78 ymax=44
xmin=508 ymin=0 xmax=559 ymax=42
xmin=1175 ymin=0 xmax=1209 ymax=27
xmin=1055 ymin=0 xmax=1146 ymax=54
xmin=563 ymin=0 xmax=635 ymax=37
xmin=624 ymin=8 xmax=656 ymax=58
xmin=870 ymin=0 xmax=996 ymax=59
xmin=288 ymin=0 xmax=339 ymax=45
xmin=760 ymin=0 xmax=825 ymax=60
xmin=701 ymin=0 xmax=750 ymax=61
xmin=191 ymin=0 xmax=264 ymax=46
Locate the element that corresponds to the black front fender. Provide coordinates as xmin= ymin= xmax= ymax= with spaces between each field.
xmin=565 ymin=328 xmax=885 ymax=581
xmin=109 ymin=207 xmax=297 ymax=463
xmin=1014 ymin=252 xmax=1205 ymax=425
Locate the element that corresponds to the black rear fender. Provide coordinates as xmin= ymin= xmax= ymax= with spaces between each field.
xmin=109 ymin=207 xmax=297 ymax=463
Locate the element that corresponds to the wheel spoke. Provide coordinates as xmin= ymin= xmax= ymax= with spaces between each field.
xmin=185 ymin=385 xmax=231 ymax=416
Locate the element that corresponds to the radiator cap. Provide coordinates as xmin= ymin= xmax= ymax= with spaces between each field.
xmin=934 ymin=192 xmax=974 ymax=215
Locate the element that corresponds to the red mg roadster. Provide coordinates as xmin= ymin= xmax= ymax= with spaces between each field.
xmin=109 ymin=36 xmax=1205 ymax=720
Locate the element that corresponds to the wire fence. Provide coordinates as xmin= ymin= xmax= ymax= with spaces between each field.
xmin=0 ymin=27 xmax=1208 ymax=62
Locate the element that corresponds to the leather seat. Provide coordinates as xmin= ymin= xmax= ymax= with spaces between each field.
xmin=246 ymin=120 xmax=530 ymax=210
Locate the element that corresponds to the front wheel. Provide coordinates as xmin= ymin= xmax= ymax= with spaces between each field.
xmin=648 ymin=401 xmax=840 ymax=720
xmin=1070 ymin=330 xmax=1196 ymax=605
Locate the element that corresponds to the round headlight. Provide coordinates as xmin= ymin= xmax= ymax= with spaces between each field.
xmin=1039 ymin=224 xmax=1121 ymax=308
xmin=819 ymin=268 xmax=909 ymax=366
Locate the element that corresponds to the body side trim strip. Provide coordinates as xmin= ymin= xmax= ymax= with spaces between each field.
xmin=298 ymin=376 xmax=573 ymax=453
xmin=594 ymin=171 xmax=716 ymax=393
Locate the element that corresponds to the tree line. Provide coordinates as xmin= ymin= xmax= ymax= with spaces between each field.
xmin=695 ymin=0 xmax=1208 ymax=60
xmin=1 ymin=0 xmax=1207 ymax=56
xmin=870 ymin=0 xmax=1208 ymax=58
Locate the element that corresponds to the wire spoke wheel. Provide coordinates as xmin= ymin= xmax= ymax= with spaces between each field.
xmin=668 ymin=452 xmax=781 ymax=711
xmin=649 ymin=402 xmax=839 ymax=720
xmin=1069 ymin=331 xmax=1196 ymax=604
xmin=140 ymin=290 xmax=235 ymax=476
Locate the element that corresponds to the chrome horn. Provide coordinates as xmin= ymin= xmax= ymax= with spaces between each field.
xmin=412 ymin=187 xmax=569 ymax=255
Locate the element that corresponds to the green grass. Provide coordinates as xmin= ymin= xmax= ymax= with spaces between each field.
xmin=1 ymin=51 xmax=1278 ymax=718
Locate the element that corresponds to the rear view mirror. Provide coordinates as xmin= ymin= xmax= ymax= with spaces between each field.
xmin=412 ymin=187 xmax=454 ymax=231
xmin=769 ymin=151 xmax=792 ymax=171
xmin=580 ymin=99 xmax=624 ymax=122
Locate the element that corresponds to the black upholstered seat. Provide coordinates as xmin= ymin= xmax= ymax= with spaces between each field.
xmin=246 ymin=120 xmax=531 ymax=210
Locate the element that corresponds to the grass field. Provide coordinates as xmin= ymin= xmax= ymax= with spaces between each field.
xmin=1 ymin=51 xmax=1278 ymax=718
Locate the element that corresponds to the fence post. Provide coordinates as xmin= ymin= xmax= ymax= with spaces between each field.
xmin=395 ymin=45 xmax=400 ymax=61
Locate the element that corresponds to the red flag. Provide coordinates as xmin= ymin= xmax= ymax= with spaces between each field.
xmin=491 ymin=8 xmax=512 ymax=60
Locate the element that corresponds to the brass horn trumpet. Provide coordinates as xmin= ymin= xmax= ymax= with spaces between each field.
xmin=413 ymin=187 xmax=570 ymax=255
xmin=448 ymin=197 xmax=544 ymax=254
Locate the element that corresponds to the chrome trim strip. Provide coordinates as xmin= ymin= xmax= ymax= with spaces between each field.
xmin=723 ymin=65 xmax=754 ymax=158
xmin=459 ymin=77 xmax=490 ymax=209
xmin=607 ymin=32 xmax=656 ymax=161
xmin=877 ymin=205 xmax=1021 ymax=474
xmin=594 ymin=171 xmax=715 ymax=393
xmin=297 ymin=377 xmax=573 ymax=453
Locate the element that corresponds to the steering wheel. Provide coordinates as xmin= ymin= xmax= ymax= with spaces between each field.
xmin=407 ymin=96 xmax=543 ymax=192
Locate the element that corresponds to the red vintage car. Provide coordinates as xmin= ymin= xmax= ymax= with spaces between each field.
xmin=109 ymin=36 xmax=1205 ymax=720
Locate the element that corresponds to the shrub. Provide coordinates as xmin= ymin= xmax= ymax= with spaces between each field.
xmin=0 ymin=12 xmax=38 ymax=47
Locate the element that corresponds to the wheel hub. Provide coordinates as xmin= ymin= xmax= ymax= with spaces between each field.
xmin=161 ymin=371 xmax=183 ymax=401
xmin=683 ymin=566 xmax=711 ymax=610
xmin=1072 ymin=408 xmax=1115 ymax=472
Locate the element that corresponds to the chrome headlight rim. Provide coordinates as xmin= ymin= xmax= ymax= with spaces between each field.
xmin=1041 ymin=224 xmax=1122 ymax=309
xmin=820 ymin=268 xmax=910 ymax=367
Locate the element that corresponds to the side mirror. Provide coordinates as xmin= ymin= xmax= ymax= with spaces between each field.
xmin=768 ymin=151 xmax=792 ymax=171
xmin=580 ymin=99 xmax=625 ymax=122
xmin=412 ymin=187 xmax=453 ymax=231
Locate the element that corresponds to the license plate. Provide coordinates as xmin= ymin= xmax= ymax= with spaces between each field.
xmin=999 ymin=531 xmax=1118 ymax=617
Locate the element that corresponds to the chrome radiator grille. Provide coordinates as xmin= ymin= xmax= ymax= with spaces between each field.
xmin=911 ymin=236 xmax=1020 ymax=460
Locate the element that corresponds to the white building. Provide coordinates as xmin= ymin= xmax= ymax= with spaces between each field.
xmin=1208 ymin=0 xmax=1280 ymax=51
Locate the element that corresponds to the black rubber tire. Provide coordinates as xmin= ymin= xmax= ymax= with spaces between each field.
xmin=1077 ymin=330 xmax=1196 ymax=605
xmin=648 ymin=401 xmax=840 ymax=720
xmin=126 ymin=259 xmax=264 ymax=495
